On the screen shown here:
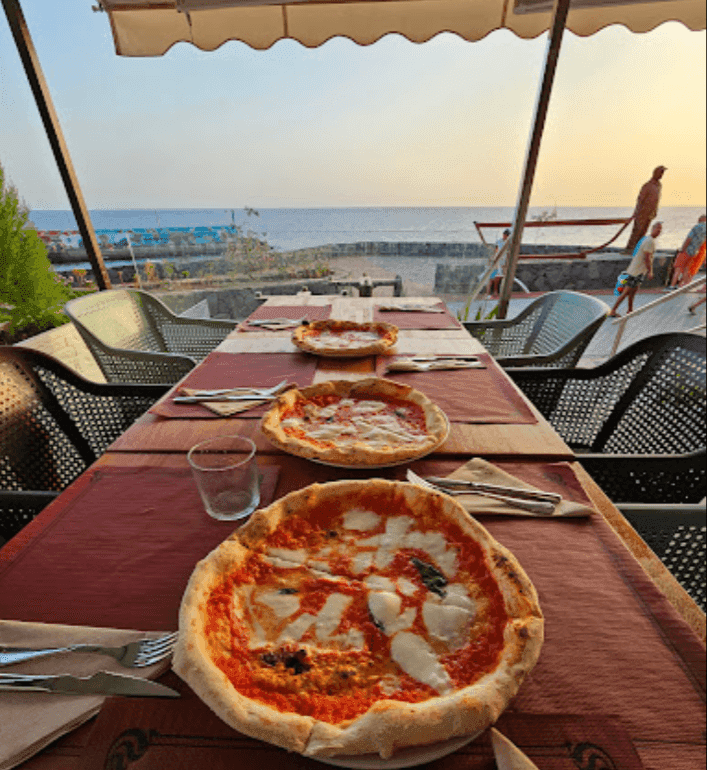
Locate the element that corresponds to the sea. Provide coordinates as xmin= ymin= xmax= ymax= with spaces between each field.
xmin=29 ymin=206 xmax=704 ymax=253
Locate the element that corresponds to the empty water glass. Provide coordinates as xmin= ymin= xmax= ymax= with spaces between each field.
xmin=187 ymin=436 xmax=260 ymax=521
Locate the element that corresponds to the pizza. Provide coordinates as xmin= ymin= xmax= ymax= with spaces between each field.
xmin=173 ymin=479 xmax=544 ymax=759
xmin=292 ymin=320 xmax=398 ymax=358
xmin=260 ymin=378 xmax=448 ymax=466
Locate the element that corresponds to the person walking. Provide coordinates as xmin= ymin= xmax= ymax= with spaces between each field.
xmin=488 ymin=229 xmax=510 ymax=296
xmin=669 ymin=214 xmax=707 ymax=288
xmin=610 ymin=221 xmax=662 ymax=317
xmin=624 ymin=166 xmax=666 ymax=254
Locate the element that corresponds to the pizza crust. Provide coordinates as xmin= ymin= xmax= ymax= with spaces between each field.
xmin=260 ymin=378 xmax=449 ymax=466
xmin=174 ymin=480 xmax=543 ymax=759
xmin=292 ymin=320 xmax=398 ymax=358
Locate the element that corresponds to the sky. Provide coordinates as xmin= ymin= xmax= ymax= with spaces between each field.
xmin=0 ymin=0 xmax=705 ymax=211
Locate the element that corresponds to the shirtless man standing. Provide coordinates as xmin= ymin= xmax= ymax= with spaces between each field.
xmin=624 ymin=166 xmax=665 ymax=254
xmin=610 ymin=221 xmax=662 ymax=317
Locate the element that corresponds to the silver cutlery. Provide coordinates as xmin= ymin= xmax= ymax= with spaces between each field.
xmin=246 ymin=317 xmax=307 ymax=326
xmin=405 ymin=356 xmax=481 ymax=363
xmin=173 ymin=393 xmax=279 ymax=404
xmin=0 ymin=631 xmax=178 ymax=669
xmin=423 ymin=476 xmax=562 ymax=505
xmin=406 ymin=470 xmax=557 ymax=515
xmin=0 ymin=671 xmax=180 ymax=697
xmin=184 ymin=380 xmax=288 ymax=399
xmin=377 ymin=305 xmax=445 ymax=313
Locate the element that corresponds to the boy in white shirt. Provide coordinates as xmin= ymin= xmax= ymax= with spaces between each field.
xmin=609 ymin=221 xmax=662 ymax=317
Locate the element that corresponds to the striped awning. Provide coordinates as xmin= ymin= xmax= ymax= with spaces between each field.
xmin=99 ymin=0 xmax=706 ymax=56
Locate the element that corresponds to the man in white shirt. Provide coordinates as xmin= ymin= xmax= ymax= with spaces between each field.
xmin=609 ymin=221 xmax=662 ymax=317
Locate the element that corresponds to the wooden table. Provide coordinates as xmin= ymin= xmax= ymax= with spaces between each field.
xmin=1 ymin=296 xmax=704 ymax=770
xmin=108 ymin=297 xmax=573 ymax=459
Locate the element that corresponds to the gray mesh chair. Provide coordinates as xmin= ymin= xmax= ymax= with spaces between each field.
xmin=64 ymin=289 xmax=238 ymax=384
xmin=0 ymin=346 xmax=168 ymax=542
xmin=509 ymin=333 xmax=706 ymax=504
xmin=463 ymin=291 xmax=610 ymax=367
xmin=617 ymin=503 xmax=706 ymax=610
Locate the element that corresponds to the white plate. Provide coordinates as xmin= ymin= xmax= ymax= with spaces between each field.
xmin=315 ymin=730 xmax=482 ymax=770
xmin=264 ymin=412 xmax=450 ymax=470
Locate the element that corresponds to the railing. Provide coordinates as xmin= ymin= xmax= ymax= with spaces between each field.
xmin=609 ymin=275 xmax=707 ymax=356
xmin=473 ymin=217 xmax=632 ymax=259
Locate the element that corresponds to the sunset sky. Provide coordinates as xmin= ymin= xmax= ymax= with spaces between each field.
xmin=1 ymin=1 xmax=705 ymax=210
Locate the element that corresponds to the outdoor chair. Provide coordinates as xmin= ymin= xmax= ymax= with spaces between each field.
xmin=64 ymin=289 xmax=238 ymax=384
xmin=0 ymin=347 xmax=168 ymax=542
xmin=463 ymin=290 xmax=610 ymax=367
xmin=508 ymin=333 xmax=706 ymax=504
xmin=616 ymin=503 xmax=706 ymax=611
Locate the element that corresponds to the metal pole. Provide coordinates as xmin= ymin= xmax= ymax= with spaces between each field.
xmin=497 ymin=0 xmax=570 ymax=319
xmin=2 ymin=0 xmax=111 ymax=289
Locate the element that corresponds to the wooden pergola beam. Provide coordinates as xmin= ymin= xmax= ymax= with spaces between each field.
xmin=2 ymin=0 xmax=111 ymax=290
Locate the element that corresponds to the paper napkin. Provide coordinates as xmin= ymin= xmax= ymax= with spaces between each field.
xmin=440 ymin=458 xmax=595 ymax=518
xmin=491 ymin=728 xmax=540 ymax=770
xmin=0 ymin=620 xmax=172 ymax=770
xmin=178 ymin=388 xmax=270 ymax=417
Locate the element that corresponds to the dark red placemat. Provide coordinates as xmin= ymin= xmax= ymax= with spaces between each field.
xmin=373 ymin=302 xmax=462 ymax=329
xmin=77 ymin=693 xmax=646 ymax=770
xmin=240 ymin=304 xmax=332 ymax=331
xmin=0 ymin=464 xmax=279 ymax=630
xmin=150 ymin=352 xmax=318 ymax=419
xmin=375 ymin=353 xmax=537 ymax=423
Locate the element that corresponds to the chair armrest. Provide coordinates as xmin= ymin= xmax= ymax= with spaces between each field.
xmin=580 ymin=451 xmax=707 ymax=505
xmin=161 ymin=316 xmax=238 ymax=331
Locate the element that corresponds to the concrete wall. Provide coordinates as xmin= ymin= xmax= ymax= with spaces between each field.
xmin=434 ymin=252 xmax=676 ymax=294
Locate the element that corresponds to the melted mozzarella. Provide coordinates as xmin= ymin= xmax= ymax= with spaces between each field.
xmin=343 ymin=508 xmax=381 ymax=531
xmin=266 ymin=548 xmax=307 ymax=565
xmin=257 ymin=591 xmax=300 ymax=618
xmin=397 ymin=577 xmax=418 ymax=597
xmin=278 ymin=613 xmax=315 ymax=644
xmin=351 ymin=550 xmax=374 ymax=574
xmin=422 ymin=601 xmax=474 ymax=649
xmin=368 ymin=591 xmax=402 ymax=630
xmin=364 ymin=575 xmax=396 ymax=592
xmin=315 ymin=593 xmax=352 ymax=640
xmin=403 ymin=531 xmax=458 ymax=577
xmin=390 ymin=632 xmax=453 ymax=694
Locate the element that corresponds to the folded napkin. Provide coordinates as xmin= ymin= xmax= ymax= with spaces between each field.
xmin=377 ymin=303 xmax=445 ymax=313
xmin=385 ymin=357 xmax=485 ymax=373
xmin=441 ymin=458 xmax=595 ymax=517
xmin=491 ymin=728 xmax=539 ymax=770
xmin=0 ymin=620 xmax=172 ymax=770
xmin=177 ymin=384 xmax=291 ymax=417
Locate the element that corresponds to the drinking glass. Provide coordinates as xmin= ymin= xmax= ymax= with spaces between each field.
xmin=187 ymin=435 xmax=260 ymax=520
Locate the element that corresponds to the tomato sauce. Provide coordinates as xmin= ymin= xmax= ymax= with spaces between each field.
xmin=203 ymin=493 xmax=511 ymax=724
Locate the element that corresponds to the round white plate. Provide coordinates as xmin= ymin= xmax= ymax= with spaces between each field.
xmin=315 ymin=730 xmax=482 ymax=770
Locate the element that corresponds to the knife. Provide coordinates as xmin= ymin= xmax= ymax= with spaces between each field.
xmin=0 ymin=671 xmax=180 ymax=698
xmin=423 ymin=476 xmax=562 ymax=504
xmin=173 ymin=393 xmax=277 ymax=404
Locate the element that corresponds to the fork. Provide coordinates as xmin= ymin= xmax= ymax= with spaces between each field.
xmin=185 ymin=379 xmax=288 ymax=398
xmin=0 ymin=631 xmax=179 ymax=669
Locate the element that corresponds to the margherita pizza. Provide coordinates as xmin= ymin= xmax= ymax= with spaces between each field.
xmin=260 ymin=378 xmax=448 ymax=466
xmin=292 ymin=320 xmax=398 ymax=358
xmin=174 ymin=479 xmax=543 ymax=759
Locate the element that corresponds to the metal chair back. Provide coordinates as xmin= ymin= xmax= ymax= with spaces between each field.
xmin=463 ymin=291 xmax=610 ymax=367
xmin=0 ymin=347 xmax=167 ymax=540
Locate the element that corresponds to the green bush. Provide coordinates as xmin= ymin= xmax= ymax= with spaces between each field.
xmin=0 ymin=163 xmax=74 ymax=336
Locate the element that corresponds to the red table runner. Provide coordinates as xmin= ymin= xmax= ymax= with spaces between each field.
xmin=0 ymin=465 xmax=279 ymax=630
xmin=77 ymin=693 xmax=645 ymax=769
xmin=375 ymin=353 xmax=537 ymax=423
xmin=373 ymin=302 xmax=462 ymax=329
xmin=0 ymin=458 xmax=703 ymax=770
xmin=239 ymin=304 xmax=332 ymax=331
xmin=150 ymin=352 xmax=318 ymax=419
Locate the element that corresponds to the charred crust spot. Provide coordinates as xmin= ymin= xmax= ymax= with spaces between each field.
xmin=518 ymin=626 xmax=529 ymax=639
xmin=261 ymin=652 xmax=279 ymax=666
xmin=338 ymin=670 xmax=354 ymax=679
xmin=493 ymin=552 xmax=526 ymax=594
xmin=277 ymin=587 xmax=298 ymax=595
xmin=326 ymin=530 xmax=338 ymax=538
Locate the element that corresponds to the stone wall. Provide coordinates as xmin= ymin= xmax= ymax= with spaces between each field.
xmin=434 ymin=252 xmax=676 ymax=294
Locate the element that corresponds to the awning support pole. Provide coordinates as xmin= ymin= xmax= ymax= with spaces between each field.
xmin=2 ymin=0 xmax=112 ymax=290
xmin=498 ymin=0 xmax=570 ymax=319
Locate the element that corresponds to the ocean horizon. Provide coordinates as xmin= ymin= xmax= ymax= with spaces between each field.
xmin=28 ymin=205 xmax=705 ymax=253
